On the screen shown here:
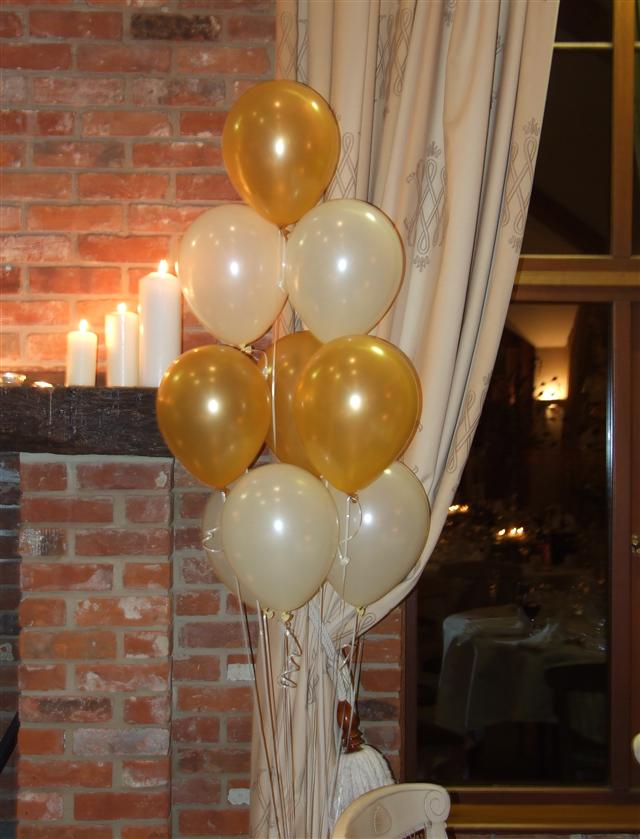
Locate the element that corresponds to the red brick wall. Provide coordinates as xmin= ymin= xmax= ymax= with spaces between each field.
xmin=0 ymin=0 xmax=274 ymax=372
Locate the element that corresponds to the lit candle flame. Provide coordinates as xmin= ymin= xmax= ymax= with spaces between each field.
xmin=79 ymin=319 xmax=89 ymax=332
xmin=117 ymin=302 xmax=127 ymax=314
xmin=158 ymin=259 xmax=169 ymax=274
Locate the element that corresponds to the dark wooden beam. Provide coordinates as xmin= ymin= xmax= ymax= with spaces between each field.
xmin=0 ymin=387 xmax=170 ymax=457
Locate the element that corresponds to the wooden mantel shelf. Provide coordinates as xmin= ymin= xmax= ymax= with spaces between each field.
xmin=0 ymin=386 xmax=170 ymax=457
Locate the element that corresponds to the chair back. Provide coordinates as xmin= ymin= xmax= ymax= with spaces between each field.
xmin=331 ymin=782 xmax=450 ymax=839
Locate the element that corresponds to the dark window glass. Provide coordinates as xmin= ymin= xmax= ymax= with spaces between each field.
xmin=414 ymin=303 xmax=610 ymax=787
xmin=522 ymin=51 xmax=612 ymax=255
xmin=555 ymin=0 xmax=612 ymax=43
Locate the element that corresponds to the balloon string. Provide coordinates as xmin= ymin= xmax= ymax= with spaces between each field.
xmin=202 ymin=527 xmax=223 ymax=555
xmin=279 ymin=614 xmax=302 ymax=689
xmin=236 ymin=585 xmax=283 ymax=839
xmin=270 ymin=314 xmax=281 ymax=454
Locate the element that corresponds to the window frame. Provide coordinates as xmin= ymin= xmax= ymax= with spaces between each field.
xmin=402 ymin=0 xmax=640 ymax=829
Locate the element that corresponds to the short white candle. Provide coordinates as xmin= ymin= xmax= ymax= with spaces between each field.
xmin=138 ymin=259 xmax=182 ymax=387
xmin=105 ymin=302 xmax=139 ymax=387
xmin=65 ymin=319 xmax=97 ymax=386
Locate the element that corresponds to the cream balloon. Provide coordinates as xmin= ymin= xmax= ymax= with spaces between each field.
xmin=285 ymin=199 xmax=404 ymax=342
xmin=178 ymin=204 xmax=287 ymax=347
xmin=221 ymin=464 xmax=339 ymax=613
xmin=327 ymin=462 xmax=430 ymax=608
xmin=201 ymin=490 xmax=256 ymax=607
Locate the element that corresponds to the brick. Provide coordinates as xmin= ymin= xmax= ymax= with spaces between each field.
xmin=75 ymin=662 xmax=169 ymax=692
xmin=30 ymin=267 xmax=122 ymax=295
xmin=36 ymin=111 xmax=74 ymax=135
xmin=123 ymin=563 xmax=171 ymax=590
xmin=122 ymin=758 xmax=169 ymax=789
xmin=0 ymin=11 xmax=22 ymax=37
xmin=21 ymin=564 xmax=113 ymax=592
xmin=18 ymin=728 xmax=64 ymax=755
xmin=172 ymin=776 xmax=220 ymax=805
xmin=180 ymin=621 xmax=245 ymax=648
xmin=0 ymin=76 xmax=26 ymax=105
xmin=75 ymin=791 xmax=169 ymax=821
xmin=75 ymin=596 xmax=170 ymax=627
xmin=176 ymin=44 xmax=268 ymax=73
xmin=0 ymin=204 xmax=21 ymax=230
xmin=77 ymin=44 xmax=171 ymax=73
xmin=131 ymin=77 xmax=224 ymax=107
xmin=0 ymin=263 xmax=21 ymax=291
xmin=124 ymin=496 xmax=170 ymax=524
xmin=172 ymin=716 xmax=219 ymax=743
xmin=178 ymin=685 xmax=252 ymax=713
xmin=177 ymin=746 xmax=250 ymax=774
xmin=28 ymin=204 xmax=123 ymax=234
xmin=33 ymin=77 xmax=124 ymax=106
xmin=21 ymin=462 xmax=67 ymax=491
xmin=0 ymin=140 xmax=24 ymax=167
xmin=29 ymin=11 xmax=122 ymax=39
xmin=19 ymin=528 xmax=67 ymax=557
xmin=127 ymin=203 xmax=204 ymax=233
xmin=75 ymin=298 xmax=126 ymax=326
xmin=227 ymin=15 xmax=275 ymax=41
xmin=19 ymin=598 xmax=66 ymax=627
xmin=17 ymin=826 xmax=112 ymax=839
xmin=176 ymin=173 xmax=238 ymax=201
xmin=75 ymin=528 xmax=170 ymax=556
xmin=361 ymin=637 xmax=401 ymax=664
xmin=179 ymin=491 xmax=209 ymax=519
xmin=77 ymin=462 xmax=171 ymax=490
xmin=73 ymin=727 xmax=169 ymax=756
xmin=0 ymin=301 xmax=69 ymax=327
xmin=82 ymin=111 xmax=170 ymax=138
xmin=360 ymin=722 xmax=400 ymax=752
xmin=176 ymin=591 xmax=220 ymax=616
xmin=21 ymin=497 xmax=113 ymax=523
xmin=19 ymin=759 xmax=112 ymax=788
xmin=227 ymin=714 xmax=252 ymax=743
xmin=371 ymin=608 xmax=401 ymax=635
xmin=124 ymin=630 xmax=169 ymax=659
xmin=130 ymin=12 xmax=220 ymax=40
xmin=179 ymin=110 xmax=227 ymax=138
xmin=358 ymin=696 xmax=400 ymax=721
xmin=172 ymin=654 xmax=220 ymax=682
xmin=1 ymin=173 xmax=71 ymax=199
xmin=32 ymin=141 xmax=125 ymax=169
xmin=78 ymin=235 xmax=171 ymax=263
xmin=173 ymin=525 xmax=201 ymax=551
xmin=20 ymin=630 xmax=117 ymax=660
xmin=25 ymin=333 xmax=66 ymax=363
xmin=360 ymin=667 xmax=402 ymax=693
xmin=1 ymin=234 xmax=71 ymax=263
xmin=18 ymin=663 xmax=66 ymax=692
xmin=179 ymin=808 xmax=249 ymax=836
xmin=124 ymin=695 xmax=170 ymax=725
xmin=78 ymin=173 xmax=169 ymax=200
xmin=121 ymin=828 xmax=169 ymax=839
xmin=133 ymin=141 xmax=220 ymax=168
xmin=17 ymin=791 xmax=64 ymax=821
xmin=0 ymin=109 xmax=27 ymax=134
xmin=1 ymin=44 xmax=71 ymax=70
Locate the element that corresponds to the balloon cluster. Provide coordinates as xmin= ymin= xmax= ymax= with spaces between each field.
xmin=157 ymin=81 xmax=430 ymax=615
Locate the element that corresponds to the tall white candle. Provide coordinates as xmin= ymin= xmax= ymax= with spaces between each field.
xmin=138 ymin=259 xmax=182 ymax=387
xmin=65 ymin=319 xmax=97 ymax=386
xmin=105 ymin=302 xmax=139 ymax=387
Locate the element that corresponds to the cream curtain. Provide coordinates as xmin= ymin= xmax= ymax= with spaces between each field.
xmin=250 ymin=2 xmax=559 ymax=836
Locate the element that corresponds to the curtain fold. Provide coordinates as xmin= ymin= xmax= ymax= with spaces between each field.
xmin=251 ymin=2 xmax=559 ymax=835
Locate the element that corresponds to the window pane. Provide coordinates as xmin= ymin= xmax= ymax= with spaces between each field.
xmin=555 ymin=0 xmax=612 ymax=43
xmin=415 ymin=303 xmax=610 ymax=787
xmin=522 ymin=51 xmax=612 ymax=255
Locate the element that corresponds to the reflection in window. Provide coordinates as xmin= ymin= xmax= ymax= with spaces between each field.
xmin=415 ymin=303 xmax=610 ymax=786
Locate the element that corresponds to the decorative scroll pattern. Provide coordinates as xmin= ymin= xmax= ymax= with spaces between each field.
xmin=391 ymin=6 xmax=414 ymax=97
xmin=444 ymin=0 xmax=457 ymax=27
xmin=403 ymin=142 xmax=447 ymax=270
xmin=376 ymin=13 xmax=395 ymax=103
xmin=501 ymin=117 xmax=540 ymax=251
xmin=276 ymin=10 xmax=298 ymax=80
xmin=327 ymin=131 xmax=358 ymax=200
xmin=445 ymin=375 xmax=489 ymax=477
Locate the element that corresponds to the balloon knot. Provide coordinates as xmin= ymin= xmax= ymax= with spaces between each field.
xmin=357 ymin=606 xmax=366 ymax=617
xmin=262 ymin=608 xmax=274 ymax=619
xmin=339 ymin=554 xmax=350 ymax=567
xmin=239 ymin=344 xmax=253 ymax=355
xmin=280 ymin=610 xmax=293 ymax=624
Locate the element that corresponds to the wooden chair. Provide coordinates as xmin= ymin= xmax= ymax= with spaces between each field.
xmin=331 ymin=783 xmax=450 ymax=839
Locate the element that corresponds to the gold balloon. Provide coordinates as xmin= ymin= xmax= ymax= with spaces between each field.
xmin=295 ymin=336 xmax=422 ymax=495
xmin=157 ymin=345 xmax=270 ymax=490
xmin=222 ymin=80 xmax=340 ymax=228
xmin=261 ymin=331 xmax=322 ymax=474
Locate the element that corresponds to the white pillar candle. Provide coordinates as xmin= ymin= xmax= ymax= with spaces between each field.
xmin=138 ymin=259 xmax=182 ymax=387
xmin=105 ymin=302 xmax=139 ymax=387
xmin=65 ymin=319 xmax=97 ymax=386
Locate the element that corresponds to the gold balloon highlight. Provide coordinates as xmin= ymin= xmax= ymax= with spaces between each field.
xmin=261 ymin=331 xmax=322 ymax=474
xmin=157 ymin=345 xmax=270 ymax=490
xmin=222 ymin=80 xmax=340 ymax=228
xmin=295 ymin=336 xmax=422 ymax=495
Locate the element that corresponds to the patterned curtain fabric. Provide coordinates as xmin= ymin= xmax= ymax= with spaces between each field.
xmin=250 ymin=2 xmax=559 ymax=836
